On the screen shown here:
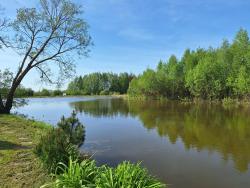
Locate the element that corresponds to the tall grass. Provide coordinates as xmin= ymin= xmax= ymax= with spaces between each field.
xmin=44 ymin=158 xmax=166 ymax=188
xmin=96 ymin=161 xmax=165 ymax=188
xmin=53 ymin=158 xmax=97 ymax=187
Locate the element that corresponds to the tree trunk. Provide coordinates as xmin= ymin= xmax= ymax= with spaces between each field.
xmin=3 ymin=81 xmax=23 ymax=114
xmin=0 ymin=106 xmax=10 ymax=114
xmin=0 ymin=94 xmax=9 ymax=114
xmin=0 ymin=67 xmax=31 ymax=114
xmin=0 ymin=97 xmax=11 ymax=114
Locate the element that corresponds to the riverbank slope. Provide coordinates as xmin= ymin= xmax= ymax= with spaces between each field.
xmin=0 ymin=115 xmax=50 ymax=188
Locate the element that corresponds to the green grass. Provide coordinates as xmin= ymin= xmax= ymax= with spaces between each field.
xmin=45 ymin=158 xmax=166 ymax=188
xmin=0 ymin=115 xmax=51 ymax=188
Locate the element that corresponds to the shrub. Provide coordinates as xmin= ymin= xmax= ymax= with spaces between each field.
xmin=53 ymin=90 xmax=63 ymax=96
xmin=100 ymin=90 xmax=109 ymax=95
xmin=110 ymin=91 xmax=120 ymax=95
xmin=222 ymin=97 xmax=239 ymax=108
xmin=35 ymin=129 xmax=79 ymax=173
xmin=35 ymin=111 xmax=85 ymax=173
xmin=57 ymin=111 xmax=85 ymax=147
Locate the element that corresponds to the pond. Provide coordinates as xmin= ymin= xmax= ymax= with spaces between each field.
xmin=14 ymin=97 xmax=250 ymax=188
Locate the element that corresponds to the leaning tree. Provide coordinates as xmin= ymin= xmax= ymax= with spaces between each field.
xmin=0 ymin=0 xmax=91 ymax=114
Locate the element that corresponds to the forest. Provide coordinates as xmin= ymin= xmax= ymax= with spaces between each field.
xmin=67 ymin=72 xmax=135 ymax=95
xmin=128 ymin=29 xmax=250 ymax=100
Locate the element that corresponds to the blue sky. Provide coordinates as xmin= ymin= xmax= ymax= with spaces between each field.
xmin=1 ymin=0 xmax=250 ymax=90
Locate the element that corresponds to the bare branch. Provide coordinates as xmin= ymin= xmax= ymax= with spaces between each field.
xmin=34 ymin=65 xmax=53 ymax=83
xmin=13 ymin=33 xmax=36 ymax=84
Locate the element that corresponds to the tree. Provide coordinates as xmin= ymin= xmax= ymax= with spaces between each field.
xmin=128 ymin=69 xmax=159 ymax=97
xmin=185 ymin=52 xmax=227 ymax=99
xmin=67 ymin=72 xmax=135 ymax=95
xmin=234 ymin=66 xmax=250 ymax=97
xmin=0 ymin=0 xmax=91 ymax=114
xmin=57 ymin=111 xmax=85 ymax=147
xmin=165 ymin=55 xmax=183 ymax=98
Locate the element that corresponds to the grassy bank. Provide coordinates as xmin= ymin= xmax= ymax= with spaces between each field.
xmin=0 ymin=115 xmax=51 ymax=188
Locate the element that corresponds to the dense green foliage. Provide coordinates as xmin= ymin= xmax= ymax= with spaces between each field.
xmin=67 ymin=72 xmax=135 ymax=95
xmin=34 ymin=89 xmax=64 ymax=97
xmin=128 ymin=29 xmax=250 ymax=100
xmin=35 ymin=128 xmax=79 ymax=173
xmin=57 ymin=111 xmax=86 ymax=147
xmin=15 ymin=87 xmax=34 ymax=97
xmin=14 ymin=87 xmax=64 ymax=97
xmin=47 ymin=158 xmax=165 ymax=188
xmin=35 ymin=112 xmax=85 ymax=172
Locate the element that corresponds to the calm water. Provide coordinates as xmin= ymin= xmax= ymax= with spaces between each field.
xmin=14 ymin=97 xmax=250 ymax=188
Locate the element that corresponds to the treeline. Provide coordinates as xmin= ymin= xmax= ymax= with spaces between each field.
xmin=11 ymin=87 xmax=64 ymax=97
xmin=0 ymin=86 xmax=34 ymax=98
xmin=34 ymin=89 xmax=64 ymax=97
xmin=67 ymin=72 xmax=135 ymax=95
xmin=128 ymin=29 xmax=250 ymax=100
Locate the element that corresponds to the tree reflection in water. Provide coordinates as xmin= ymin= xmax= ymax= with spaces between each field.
xmin=70 ymin=98 xmax=250 ymax=172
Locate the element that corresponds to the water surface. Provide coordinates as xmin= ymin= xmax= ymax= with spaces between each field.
xmin=14 ymin=97 xmax=250 ymax=188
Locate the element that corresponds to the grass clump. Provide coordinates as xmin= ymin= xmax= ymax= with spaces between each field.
xmin=96 ymin=161 xmax=165 ymax=188
xmin=45 ymin=158 xmax=166 ymax=188
xmin=46 ymin=158 xmax=98 ymax=188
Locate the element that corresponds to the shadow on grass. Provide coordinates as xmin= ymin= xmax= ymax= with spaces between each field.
xmin=0 ymin=140 xmax=30 ymax=150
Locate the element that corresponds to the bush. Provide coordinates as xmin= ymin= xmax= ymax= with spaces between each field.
xmin=57 ymin=111 xmax=85 ymax=147
xmin=46 ymin=158 xmax=166 ymax=188
xmin=35 ymin=129 xmax=79 ymax=173
xmin=99 ymin=90 xmax=109 ymax=95
xmin=110 ymin=91 xmax=120 ymax=95
xmin=35 ymin=111 xmax=85 ymax=173
xmin=35 ymin=89 xmax=51 ymax=96
xmin=222 ymin=97 xmax=239 ymax=108
xmin=53 ymin=90 xmax=63 ymax=96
